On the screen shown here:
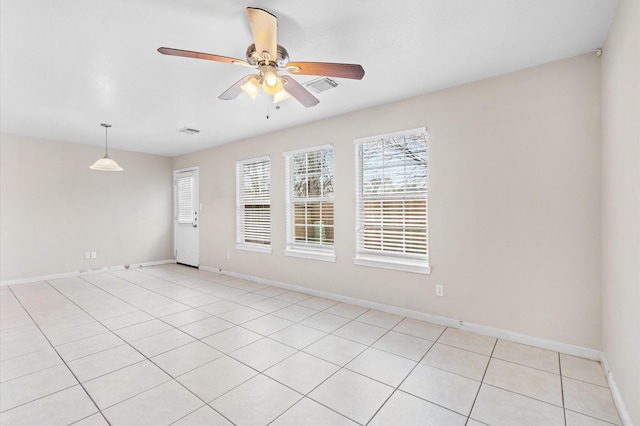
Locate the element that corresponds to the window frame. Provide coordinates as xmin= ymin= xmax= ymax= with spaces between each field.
xmin=354 ymin=127 xmax=431 ymax=274
xmin=175 ymin=174 xmax=195 ymax=224
xmin=284 ymin=145 xmax=336 ymax=262
xmin=235 ymin=156 xmax=272 ymax=253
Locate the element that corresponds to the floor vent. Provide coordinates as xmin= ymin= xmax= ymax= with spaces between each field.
xmin=304 ymin=77 xmax=339 ymax=93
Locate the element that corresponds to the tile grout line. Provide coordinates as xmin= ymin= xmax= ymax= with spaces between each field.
xmin=468 ymin=348 xmax=568 ymax=410
xmin=560 ymin=351 xmax=568 ymax=426
xmin=88 ymin=271 xmax=262 ymax=424
xmin=5 ymin=271 xmax=492 ymax=424
xmin=28 ymin=276 xmax=215 ymax=423
xmin=67 ymin=273 xmax=242 ymax=425
xmin=293 ymin=310 xmax=395 ymax=425
xmin=105 ymin=268 xmax=361 ymax=424
xmin=186 ymin=309 xmax=368 ymax=424
xmin=5 ymin=284 xmax=112 ymax=426
xmin=7 ymin=265 xmax=620 ymax=425
xmin=134 ymin=266 xmax=620 ymax=424
xmin=464 ymin=335 xmax=498 ymax=425
xmin=188 ymin=298 xmax=378 ymax=425
xmin=363 ymin=324 xmax=452 ymax=425
xmin=44 ymin=278 xmax=174 ymax=421
xmin=209 ymin=302 xmax=463 ymax=424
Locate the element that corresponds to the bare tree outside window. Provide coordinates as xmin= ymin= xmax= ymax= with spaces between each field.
xmin=291 ymin=149 xmax=334 ymax=245
xmin=285 ymin=146 xmax=335 ymax=260
xmin=356 ymin=129 xmax=429 ymax=267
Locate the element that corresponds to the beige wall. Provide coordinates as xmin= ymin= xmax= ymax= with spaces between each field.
xmin=174 ymin=53 xmax=602 ymax=349
xmin=601 ymin=0 xmax=640 ymax=422
xmin=0 ymin=134 xmax=174 ymax=281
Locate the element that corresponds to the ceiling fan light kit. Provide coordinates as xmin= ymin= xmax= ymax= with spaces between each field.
xmin=158 ymin=7 xmax=364 ymax=108
xmin=261 ymin=66 xmax=283 ymax=95
xmin=90 ymin=123 xmax=123 ymax=172
xmin=240 ymin=76 xmax=261 ymax=99
xmin=273 ymin=88 xmax=291 ymax=103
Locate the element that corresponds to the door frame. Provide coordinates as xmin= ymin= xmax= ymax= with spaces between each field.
xmin=173 ymin=166 xmax=199 ymax=267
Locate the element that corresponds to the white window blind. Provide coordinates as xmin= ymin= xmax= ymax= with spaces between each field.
xmin=284 ymin=146 xmax=335 ymax=261
xmin=354 ymin=127 xmax=430 ymax=274
xmin=236 ymin=157 xmax=271 ymax=252
xmin=176 ymin=175 xmax=194 ymax=224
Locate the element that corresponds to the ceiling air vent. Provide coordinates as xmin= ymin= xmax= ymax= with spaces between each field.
xmin=303 ymin=77 xmax=339 ymax=93
xmin=177 ymin=127 xmax=200 ymax=135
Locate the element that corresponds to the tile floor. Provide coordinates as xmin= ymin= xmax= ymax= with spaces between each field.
xmin=0 ymin=264 xmax=622 ymax=426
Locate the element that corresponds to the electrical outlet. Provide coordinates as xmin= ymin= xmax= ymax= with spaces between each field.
xmin=91 ymin=251 xmax=97 ymax=259
xmin=84 ymin=251 xmax=91 ymax=260
xmin=226 ymin=252 xmax=231 ymax=260
xmin=435 ymin=284 xmax=444 ymax=297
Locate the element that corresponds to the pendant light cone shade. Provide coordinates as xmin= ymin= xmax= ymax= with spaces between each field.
xmin=240 ymin=76 xmax=261 ymax=100
xmin=90 ymin=123 xmax=123 ymax=171
xmin=273 ymin=88 xmax=291 ymax=103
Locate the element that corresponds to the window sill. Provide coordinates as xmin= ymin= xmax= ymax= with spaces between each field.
xmin=236 ymin=243 xmax=272 ymax=254
xmin=353 ymin=254 xmax=431 ymax=274
xmin=285 ymin=246 xmax=336 ymax=262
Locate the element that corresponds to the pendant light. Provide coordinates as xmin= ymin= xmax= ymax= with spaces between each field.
xmin=90 ymin=123 xmax=123 ymax=171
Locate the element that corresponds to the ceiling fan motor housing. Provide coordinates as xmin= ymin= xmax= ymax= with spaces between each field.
xmin=246 ymin=43 xmax=290 ymax=67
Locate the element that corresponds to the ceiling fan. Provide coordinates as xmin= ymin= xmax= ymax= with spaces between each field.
xmin=158 ymin=7 xmax=365 ymax=108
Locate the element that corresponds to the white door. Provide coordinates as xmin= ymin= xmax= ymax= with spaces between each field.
xmin=174 ymin=168 xmax=199 ymax=267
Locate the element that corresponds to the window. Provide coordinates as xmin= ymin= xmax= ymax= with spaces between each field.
xmin=236 ymin=156 xmax=271 ymax=253
xmin=176 ymin=174 xmax=194 ymax=223
xmin=354 ymin=127 xmax=430 ymax=274
xmin=284 ymin=146 xmax=335 ymax=261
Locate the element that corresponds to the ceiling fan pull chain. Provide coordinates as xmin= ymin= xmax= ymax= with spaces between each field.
xmin=265 ymin=99 xmax=281 ymax=119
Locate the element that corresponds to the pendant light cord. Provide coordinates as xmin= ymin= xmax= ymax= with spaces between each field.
xmin=101 ymin=123 xmax=112 ymax=157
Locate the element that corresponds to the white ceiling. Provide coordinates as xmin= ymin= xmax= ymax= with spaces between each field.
xmin=0 ymin=0 xmax=617 ymax=157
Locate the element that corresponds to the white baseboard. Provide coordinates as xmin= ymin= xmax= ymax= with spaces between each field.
xmin=600 ymin=353 xmax=634 ymax=426
xmin=200 ymin=265 xmax=601 ymax=360
xmin=0 ymin=259 xmax=175 ymax=287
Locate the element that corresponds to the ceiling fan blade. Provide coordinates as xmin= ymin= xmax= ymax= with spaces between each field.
xmin=280 ymin=75 xmax=319 ymax=108
xmin=286 ymin=62 xmax=365 ymax=80
xmin=218 ymin=75 xmax=253 ymax=100
xmin=158 ymin=47 xmax=250 ymax=66
xmin=247 ymin=7 xmax=277 ymax=61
